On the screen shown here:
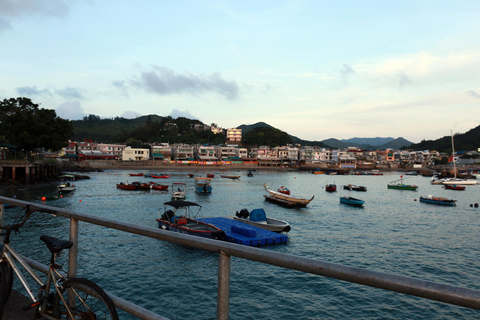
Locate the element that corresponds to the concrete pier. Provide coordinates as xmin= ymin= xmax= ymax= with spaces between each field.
xmin=3 ymin=290 xmax=37 ymax=319
xmin=0 ymin=160 xmax=59 ymax=184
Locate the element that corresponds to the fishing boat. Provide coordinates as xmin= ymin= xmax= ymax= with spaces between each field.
xmin=325 ymin=184 xmax=337 ymax=192
xmin=157 ymin=201 xmax=225 ymax=240
xmin=277 ymin=186 xmax=290 ymax=195
xmin=263 ymin=184 xmax=314 ymax=206
xmin=387 ymin=176 xmax=418 ymax=190
xmin=116 ymin=182 xmax=138 ymax=190
xmin=419 ymin=195 xmax=456 ymax=206
xmin=129 ymin=173 xmax=144 ymax=177
xmin=343 ymin=184 xmax=367 ymax=192
xmin=194 ymin=177 xmax=212 ymax=193
xmin=340 ymin=195 xmax=365 ymax=207
xmin=444 ymin=185 xmax=466 ymax=191
xmin=150 ymin=174 xmax=170 ymax=179
xmin=442 ymin=130 xmax=477 ymax=185
xmin=220 ymin=175 xmax=241 ymax=180
xmin=150 ymin=183 xmax=169 ymax=191
xmin=234 ymin=208 xmax=291 ymax=233
xmin=172 ymin=182 xmax=187 ymax=200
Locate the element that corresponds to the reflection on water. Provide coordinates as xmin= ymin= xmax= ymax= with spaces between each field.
xmin=2 ymin=169 xmax=480 ymax=319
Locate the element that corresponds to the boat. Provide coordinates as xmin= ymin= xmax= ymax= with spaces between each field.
xmin=207 ymin=174 xmax=215 ymax=178
xmin=132 ymin=181 xmax=151 ymax=190
xmin=116 ymin=182 xmax=138 ymax=190
xmin=172 ymin=182 xmax=187 ymax=200
xmin=57 ymin=175 xmax=77 ymax=193
xmin=129 ymin=173 xmax=144 ymax=177
xmin=150 ymin=174 xmax=170 ymax=179
xmin=194 ymin=177 xmax=212 ymax=193
xmin=343 ymin=184 xmax=367 ymax=192
xmin=220 ymin=175 xmax=241 ymax=180
xmin=430 ymin=176 xmax=445 ymax=185
xmin=444 ymin=184 xmax=466 ymax=191
xmin=370 ymin=170 xmax=383 ymax=176
xmin=312 ymin=171 xmax=325 ymax=174
xmin=247 ymin=171 xmax=254 ymax=177
xmin=150 ymin=183 xmax=169 ymax=191
xmin=405 ymin=171 xmax=418 ymax=176
xmin=325 ymin=184 xmax=337 ymax=192
xmin=277 ymin=186 xmax=290 ymax=195
xmin=263 ymin=184 xmax=314 ymax=206
xmin=442 ymin=130 xmax=477 ymax=185
xmin=188 ymin=174 xmax=195 ymax=178
xmin=419 ymin=195 xmax=456 ymax=206
xmin=233 ymin=208 xmax=291 ymax=233
xmin=157 ymin=201 xmax=225 ymax=240
xmin=387 ymin=176 xmax=418 ymax=190
xmin=340 ymin=196 xmax=365 ymax=207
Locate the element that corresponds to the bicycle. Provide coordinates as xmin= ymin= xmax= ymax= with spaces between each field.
xmin=0 ymin=205 xmax=119 ymax=319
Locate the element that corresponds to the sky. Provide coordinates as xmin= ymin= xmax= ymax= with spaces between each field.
xmin=1 ymin=0 xmax=480 ymax=143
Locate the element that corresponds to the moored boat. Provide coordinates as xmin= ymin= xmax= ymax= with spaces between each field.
xmin=129 ymin=173 xmax=144 ymax=177
xmin=116 ymin=182 xmax=138 ymax=190
xmin=157 ymin=201 xmax=225 ymax=240
xmin=57 ymin=182 xmax=76 ymax=193
xmin=340 ymin=196 xmax=365 ymax=206
xmin=150 ymin=174 xmax=170 ymax=179
xmin=172 ymin=182 xmax=187 ymax=199
xmin=387 ymin=176 xmax=418 ymax=190
xmin=194 ymin=177 xmax=212 ymax=193
xmin=234 ymin=208 xmax=291 ymax=233
xmin=419 ymin=195 xmax=456 ymax=206
xmin=343 ymin=184 xmax=367 ymax=192
xmin=444 ymin=184 xmax=466 ymax=191
xmin=221 ymin=175 xmax=241 ymax=180
xmin=277 ymin=186 xmax=290 ymax=195
xmin=263 ymin=184 xmax=314 ymax=206
xmin=150 ymin=183 xmax=169 ymax=191
xmin=325 ymin=184 xmax=337 ymax=192
xmin=207 ymin=174 xmax=215 ymax=178
xmin=188 ymin=173 xmax=195 ymax=178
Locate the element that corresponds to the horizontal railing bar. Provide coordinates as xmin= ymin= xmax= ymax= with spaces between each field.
xmin=2 ymin=197 xmax=480 ymax=312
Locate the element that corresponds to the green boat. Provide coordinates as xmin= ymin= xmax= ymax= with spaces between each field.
xmin=387 ymin=176 xmax=418 ymax=190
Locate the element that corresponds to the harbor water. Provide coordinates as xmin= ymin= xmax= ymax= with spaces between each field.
xmin=2 ymin=169 xmax=480 ymax=319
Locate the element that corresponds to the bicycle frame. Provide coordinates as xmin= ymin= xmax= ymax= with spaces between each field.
xmin=1 ymin=242 xmax=71 ymax=319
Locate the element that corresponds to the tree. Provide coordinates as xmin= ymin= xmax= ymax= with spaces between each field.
xmin=0 ymin=97 xmax=73 ymax=153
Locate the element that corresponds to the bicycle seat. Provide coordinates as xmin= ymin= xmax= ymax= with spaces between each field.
xmin=40 ymin=235 xmax=73 ymax=253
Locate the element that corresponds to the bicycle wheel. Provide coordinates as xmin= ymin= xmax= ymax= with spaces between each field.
xmin=0 ymin=260 xmax=13 ymax=303
xmin=53 ymin=277 xmax=118 ymax=320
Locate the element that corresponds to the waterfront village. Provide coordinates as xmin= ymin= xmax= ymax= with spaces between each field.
xmin=58 ymin=126 xmax=478 ymax=171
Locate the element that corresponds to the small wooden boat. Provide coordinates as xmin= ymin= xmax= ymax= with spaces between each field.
xmin=150 ymin=183 xmax=169 ymax=191
xmin=188 ymin=174 xmax=195 ymax=178
xmin=234 ymin=208 xmax=291 ymax=233
xmin=172 ymin=182 xmax=187 ymax=200
xmin=343 ymin=184 xmax=367 ymax=192
xmin=221 ymin=175 xmax=241 ymax=180
xmin=264 ymin=184 xmax=314 ymax=206
xmin=116 ymin=182 xmax=138 ymax=190
xmin=207 ymin=174 xmax=215 ymax=178
xmin=325 ymin=184 xmax=337 ymax=192
xmin=444 ymin=185 xmax=466 ymax=191
xmin=340 ymin=196 xmax=365 ymax=207
xmin=157 ymin=201 xmax=225 ymax=240
xmin=387 ymin=176 xmax=418 ymax=190
xmin=277 ymin=186 xmax=290 ymax=195
xmin=150 ymin=174 xmax=170 ymax=179
xmin=419 ymin=195 xmax=456 ymax=206
xmin=129 ymin=173 xmax=144 ymax=177
xmin=194 ymin=177 xmax=212 ymax=193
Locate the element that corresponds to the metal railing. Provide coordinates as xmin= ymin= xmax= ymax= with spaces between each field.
xmin=2 ymin=196 xmax=480 ymax=319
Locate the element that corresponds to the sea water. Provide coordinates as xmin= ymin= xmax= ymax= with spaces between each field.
xmin=2 ymin=169 xmax=480 ymax=319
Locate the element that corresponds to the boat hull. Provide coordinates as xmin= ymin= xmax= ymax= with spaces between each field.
xmin=340 ymin=196 xmax=364 ymax=206
xmin=157 ymin=219 xmax=225 ymax=240
xmin=419 ymin=197 xmax=456 ymax=206
xmin=264 ymin=184 xmax=314 ymax=205
xmin=387 ymin=184 xmax=418 ymax=190
xmin=233 ymin=217 xmax=290 ymax=233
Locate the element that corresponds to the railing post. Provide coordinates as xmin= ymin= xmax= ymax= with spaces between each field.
xmin=217 ymin=250 xmax=231 ymax=320
xmin=68 ymin=218 xmax=78 ymax=278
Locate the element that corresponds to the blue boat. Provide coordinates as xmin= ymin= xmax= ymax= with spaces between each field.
xmin=194 ymin=177 xmax=212 ymax=193
xmin=340 ymin=196 xmax=365 ymax=206
xmin=419 ymin=195 xmax=456 ymax=206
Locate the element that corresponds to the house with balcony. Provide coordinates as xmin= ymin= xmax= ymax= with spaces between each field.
xmin=122 ymin=147 xmax=150 ymax=161
xmin=226 ymin=128 xmax=242 ymax=143
xmin=194 ymin=145 xmax=217 ymax=161
xmin=151 ymin=143 xmax=172 ymax=161
xmin=172 ymin=144 xmax=194 ymax=160
xmin=97 ymin=143 xmax=126 ymax=158
xmin=216 ymin=145 xmax=237 ymax=160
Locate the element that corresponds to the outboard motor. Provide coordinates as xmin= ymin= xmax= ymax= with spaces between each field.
xmin=239 ymin=208 xmax=249 ymax=219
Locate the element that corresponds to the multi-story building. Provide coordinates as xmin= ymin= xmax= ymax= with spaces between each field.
xmin=122 ymin=147 xmax=150 ymax=161
xmin=77 ymin=141 xmax=98 ymax=153
xmin=97 ymin=143 xmax=126 ymax=158
xmin=226 ymin=128 xmax=242 ymax=142
xmin=195 ymin=145 xmax=217 ymax=160
xmin=151 ymin=143 xmax=172 ymax=161
xmin=216 ymin=145 xmax=237 ymax=160
xmin=172 ymin=144 xmax=194 ymax=160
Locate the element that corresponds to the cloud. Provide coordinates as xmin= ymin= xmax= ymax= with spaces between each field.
xmin=131 ymin=66 xmax=240 ymax=100
xmin=340 ymin=64 xmax=355 ymax=85
xmin=169 ymin=109 xmax=200 ymax=120
xmin=467 ymin=90 xmax=480 ymax=99
xmin=55 ymin=87 xmax=84 ymax=100
xmin=55 ymin=101 xmax=86 ymax=120
xmin=120 ymin=111 xmax=141 ymax=119
xmin=16 ymin=86 xmax=52 ymax=97
xmin=398 ymin=72 xmax=413 ymax=90
xmin=112 ymin=80 xmax=129 ymax=97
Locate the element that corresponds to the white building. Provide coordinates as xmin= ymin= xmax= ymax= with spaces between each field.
xmin=122 ymin=147 xmax=150 ymax=161
xmin=226 ymin=128 xmax=242 ymax=142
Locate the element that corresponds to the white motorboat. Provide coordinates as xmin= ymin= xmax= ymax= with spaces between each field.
xmin=234 ymin=208 xmax=291 ymax=233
